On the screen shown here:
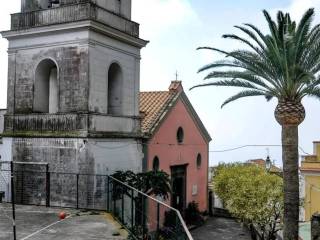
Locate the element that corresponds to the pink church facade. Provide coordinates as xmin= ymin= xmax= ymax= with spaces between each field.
xmin=140 ymin=81 xmax=211 ymax=213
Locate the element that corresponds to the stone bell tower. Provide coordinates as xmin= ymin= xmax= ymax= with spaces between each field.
xmin=1 ymin=0 xmax=148 ymax=177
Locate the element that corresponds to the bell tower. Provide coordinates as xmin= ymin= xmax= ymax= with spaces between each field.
xmin=1 ymin=0 xmax=148 ymax=179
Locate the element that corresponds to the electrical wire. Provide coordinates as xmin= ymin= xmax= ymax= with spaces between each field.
xmin=7 ymin=138 xmax=314 ymax=155
xmin=209 ymin=144 xmax=311 ymax=155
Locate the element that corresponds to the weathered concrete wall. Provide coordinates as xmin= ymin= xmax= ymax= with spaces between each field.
xmin=96 ymin=0 xmax=131 ymax=19
xmin=7 ymin=45 xmax=89 ymax=114
xmin=0 ymin=110 xmax=6 ymax=134
xmin=87 ymin=139 xmax=143 ymax=175
xmin=10 ymin=137 xmax=143 ymax=208
xmin=21 ymin=0 xmax=45 ymax=12
xmin=89 ymin=115 xmax=140 ymax=133
xmin=21 ymin=0 xmax=88 ymax=11
xmin=88 ymin=31 xmax=141 ymax=116
xmin=12 ymin=138 xmax=93 ymax=206
xmin=12 ymin=138 xmax=92 ymax=173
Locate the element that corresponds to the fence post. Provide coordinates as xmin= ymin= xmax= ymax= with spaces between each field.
xmin=107 ymin=176 xmax=110 ymax=212
xmin=131 ymin=188 xmax=134 ymax=230
xmin=113 ymin=180 xmax=116 ymax=218
xmin=157 ymin=202 xmax=160 ymax=234
xmin=10 ymin=161 xmax=17 ymax=240
xmin=141 ymin=195 xmax=145 ymax=237
xmin=121 ymin=185 xmax=124 ymax=223
xmin=21 ymin=170 xmax=24 ymax=204
xmin=45 ymin=164 xmax=50 ymax=208
xmin=76 ymin=174 xmax=79 ymax=209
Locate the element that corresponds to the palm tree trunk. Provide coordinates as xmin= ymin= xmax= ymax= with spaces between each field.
xmin=282 ymin=125 xmax=299 ymax=240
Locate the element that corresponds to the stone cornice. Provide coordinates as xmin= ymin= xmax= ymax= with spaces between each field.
xmin=1 ymin=20 xmax=148 ymax=49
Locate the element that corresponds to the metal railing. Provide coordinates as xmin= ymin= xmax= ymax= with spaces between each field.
xmin=10 ymin=2 xmax=139 ymax=37
xmin=107 ymin=175 xmax=193 ymax=240
xmin=0 ymin=161 xmax=193 ymax=239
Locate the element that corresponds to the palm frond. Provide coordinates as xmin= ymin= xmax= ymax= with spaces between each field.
xmin=222 ymin=34 xmax=263 ymax=55
xmin=202 ymin=70 xmax=274 ymax=91
xmin=192 ymin=79 xmax=266 ymax=91
xmin=263 ymin=10 xmax=280 ymax=46
xmin=197 ymin=60 xmax=243 ymax=73
xmin=302 ymin=86 xmax=320 ymax=100
xmin=221 ymin=90 xmax=268 ymax=108
xmin=294 ymin=8 xmax=315 ymax=63
xmin=193 ymin=8 xmax=320 ymax=106
xmin=197 ymin=47 xmax=228 ymax=55
xmin=234 ymin=25 xmax=266 ymax=50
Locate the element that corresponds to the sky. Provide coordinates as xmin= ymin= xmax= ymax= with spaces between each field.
xmin=1 ymin=0 xmax=320 ymax=167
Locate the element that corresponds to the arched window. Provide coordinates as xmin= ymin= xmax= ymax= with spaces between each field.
xmin=197 ymin=154 xmax=202 ymax=169
xmin=34 ymin=59 xmax=59 ymax=113
xmin=177 ymin=127 xmax=184 ymax=144
xmin=153 ymin=156 xmax=160 ymax=171
xmin=108 ymin=63 xmax=123 ymax=115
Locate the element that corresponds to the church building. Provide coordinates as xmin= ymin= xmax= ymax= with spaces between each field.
xmin=1 ymin=0 xmax=148 ymax=176
xmin=140 ymin=81 xmax=211 ymax=213
xmin=0 ymin=0 xmax=148 ymax=207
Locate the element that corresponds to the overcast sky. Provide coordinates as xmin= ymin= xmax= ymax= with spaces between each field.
xmin=1 ymin=0 xmax=320 ymax=167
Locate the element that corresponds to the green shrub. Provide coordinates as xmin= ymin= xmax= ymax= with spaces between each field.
xmin=185 ymin=201 xmax=204 ymax=226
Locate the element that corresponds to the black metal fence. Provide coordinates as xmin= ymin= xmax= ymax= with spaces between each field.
xmin=0 ymin=162 xmax=193 ymax=240
xmin=1 ymin=161 xmax=110 ymax=210
xmin=107 ymin=176 xmax=193 ymax=240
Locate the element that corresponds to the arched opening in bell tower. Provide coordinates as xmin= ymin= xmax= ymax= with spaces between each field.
xmin=34 ymin=59 xmax=59 ymax=114
xmin=108 ymin=63 xmax=123 ymax=115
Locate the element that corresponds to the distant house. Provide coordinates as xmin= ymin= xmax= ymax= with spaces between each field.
xmin=247 ymin=159 xmax=282 ymax=174
xmin=300 ymin=141 xmax=320 ymax=222
xmin=139 ymin=81 xmax=211 ymax=212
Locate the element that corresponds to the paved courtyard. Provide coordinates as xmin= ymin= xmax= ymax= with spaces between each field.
xmin=0 ymin=204 xmax=126 ymax=240
xmin=191 ymin=217 xmax=251 ymax=240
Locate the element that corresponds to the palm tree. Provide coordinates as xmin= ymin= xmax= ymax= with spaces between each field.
xmin=192 ymin=9 xmax=320 ymax=240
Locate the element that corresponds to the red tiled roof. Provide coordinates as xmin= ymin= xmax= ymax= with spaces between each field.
xmin=139 ymin=81 xmax=211 ymax=142
xmin=139 ymin=90 xmax=179 ymax=134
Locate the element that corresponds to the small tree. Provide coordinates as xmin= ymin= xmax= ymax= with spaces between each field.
xmin=112 ymin=170 xmax=171 ymax=239
xmin=214 ymin=163 xmax=283 ymax=240
xmin=111 ymin=170 xmax=171 ymax=199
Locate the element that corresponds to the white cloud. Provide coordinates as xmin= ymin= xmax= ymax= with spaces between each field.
xmin=132 ymin=0 xmax=199 ymax=39
xmin=132 ymin=0 xmax=201 ymax=91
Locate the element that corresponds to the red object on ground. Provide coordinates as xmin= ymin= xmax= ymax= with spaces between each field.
xmin=59 ymin=212 xmax=66 ymax=220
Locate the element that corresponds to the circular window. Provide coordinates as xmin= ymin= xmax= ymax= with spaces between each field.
xmin=153 ymin=156 xmax=160 ymax=171
xmin=197 ymin=154 xmax=202 ymax=169
xmin=177 ymin=127 xmax=184 ymax=144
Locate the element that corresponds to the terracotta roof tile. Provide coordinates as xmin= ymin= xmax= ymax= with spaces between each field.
xmin=139 ymin=91 xmax=179 ymax=134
